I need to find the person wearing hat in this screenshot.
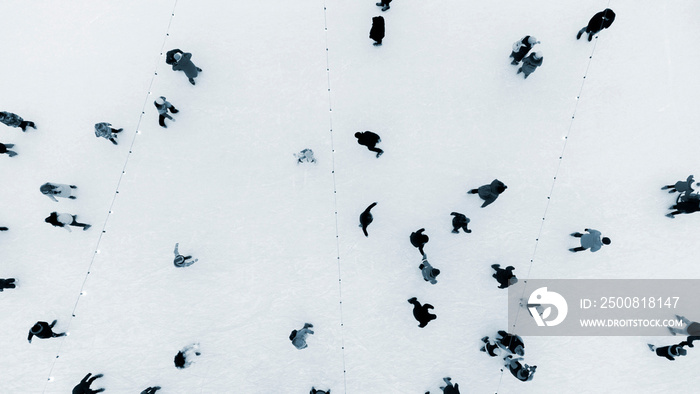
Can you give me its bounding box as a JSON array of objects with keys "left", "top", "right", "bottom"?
[
  {"left": 94, "top": 122, "right": 123, "bottom": 145},
  {"left": 577, "top": 9, "right": 616, "bottom": 42},
  {"left": 0, "top": 111, "right": 36, "bottom": 131},
  {"left": 173, "top": 243, "right": 198, "bottom": 267},
  {"left": 28, "top": 320, "right": 66, "bottom": 343},
  {"left": 40, "top": 182, "right": 77, "bottom": 202},
  {"left": 419, "top": 254, "right": 440, "bottom": 285},
  {"left": 569, "top": 228, "right": 610, "bottom": 252},
  {"left": 45, "top": 212, "right": 91, "bottom": 232},
  {"left": 468, "top": 179, "right": 507, "bottom": 208},
  {"left": 171, "top": 51, "right": 202, "bottom": 85},
  {"left": 517, "top": 52, "right": 543, "bottom": 79},
  {"left": 510, "top": 36, "right": 540, "bottom": 65},
  {"left": 154, "top": 96, "right": 178, "bottom": 128}
]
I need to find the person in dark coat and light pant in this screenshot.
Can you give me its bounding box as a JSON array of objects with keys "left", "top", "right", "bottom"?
[
  {"left": 517, "top": 52, "right": 543, "bottom": 79},
  {"left": 510, "top": 36, "right": 539, "bottom": 65},
  {"left": 172, "top": 52, "right": 202, "bottom": 85},
  {"left": 45, "top": 212, "right": 91, "bottom": 232},
  {"left": 577, "top": 9, "right": 616, "bottom": 41},
  {"left": 370, "top": 16, "right": 385, "bottom": 46}
]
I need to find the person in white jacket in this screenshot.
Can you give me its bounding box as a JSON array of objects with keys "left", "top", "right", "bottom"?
[{"left": 40, "top": 182, "right": 77, "bottom": 202}]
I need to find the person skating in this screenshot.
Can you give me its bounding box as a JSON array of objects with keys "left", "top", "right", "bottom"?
[
  {"left": 510, "top": 36, "right": 540, "bottom": 65},
  {"left": 310, "top": 388, "right": 330, "bottom": 394},
  {"left": 0, "top": 111, "right": 36, "bottom": 131},
  {"left": 439, "top": 377, "right": 460, "bottom": 394},
  {"left": 0, "top": 226, "right": 7, "bottom": 231},
  {"left": 668, "top": 315, "right": 700, "bottom": 337},
  {"left": 40, "top": 182, "right": 77, "bottom": 202},
  {"left": 504, "top": 355, "right": 536, "bottom": 381},
  {"left": 517, "top": 52, "right": 543, "bottom": 79},
  {"left": 667, "top": 192, "right": 700, "bottom": 218},
  {"left": 410, "top": 228, "right": 429, "bottom": 255},
  {"left": 661, "top": 175, "right": 695, "bottom": 194},
  {"left": 72, "top": 373, "right": 104, "bottom": 394},
  {"left": 0, "top": 142, "right": 18, "bottom": 157},
  {"left": 468, "top": 179, "right": 507, "bottom": 208},
  {"left": 174, "top": 343, "right": 201, "bottom": 368},
  {"left": 407, "top": 297, "right": 437, "bottom": 328},
  {"left": 294, "top": 148, "right": 316, "bottom": 164},
  {"left": 679, "top": 336, "right": 700, "bottom": 348},
  {"left": 172, "top": 51, "right": 202, "bottom": 85},
  {"left": 0, "top": 278, "right": 16, "bottom": 291},
  {"left": 577, "top": 9, "right": 616, "bottom": 42},
  {"left": 45, "top": 212, "right": 91, "bottom": 232},
  {"left": 173, "top": 243, "right": 198, "bottom": 267},
  {"left": 290, "top": 323, "right": 314, "bottom": 349},
  {"left": 496, "top": 330, "right": 525, "bottom": 356},
  {"left": 359, "top": 202, "right": 377, "bottom": 237},
  {"left": 140, "top": 387, "right": 161, "bottom": 394},
  {"left": 154, "top": 96, "right": 178, "bottom": 128},
  {"left": 419, "top": 254, "right": 440, "bottom": 284},
  {"left": 491, "top": 264, "right": 517, "bottom": 289},
  {"left": 375, "top": 0, "right": 391, "bottom": 11},
  {"left": 355, "top": 131, "right": 383, "bottom": 157},
  {"left": 450, "top": 212, "right": 471, "bottom": 234},
  {"left": 569, "top": 228, "right": 610, "bottom": 252},
  {"left": 648, "top": 343, "right": 687, "bottom": 361},
  {"left": 28, "top": 320, "right": 66, "bottom": 343},
  {"left": 94, "top": 122, "right": 123, "bottom": 145},
  {"left": 370, "top": 16, "right": 385, "bottom": 46}
]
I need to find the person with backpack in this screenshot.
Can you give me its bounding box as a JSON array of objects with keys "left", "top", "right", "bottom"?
[
  {"left": 504, "top": 355, "right": 536, "bottom": 382},
  {"left": 154, "top": 96, "right": 178, "bottom": 128},
  {"left": 355, "top": 131, "right": 383, "bottom": 157},
  {"left": 44, "top": 212, "right": 91, "bottom": 232},
  {"left": 0, "top": 111, "right": 35, "bottom": 131},
  {"left": 40, "top": 182, "right": 77, "bottom": 202}
]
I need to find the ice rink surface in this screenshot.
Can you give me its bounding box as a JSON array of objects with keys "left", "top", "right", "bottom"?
[{"left": 1, "top": 1, "right": 699, "bottom": 393}]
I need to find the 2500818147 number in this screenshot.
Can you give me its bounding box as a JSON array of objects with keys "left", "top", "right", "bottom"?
[{"left": 599, "top": 297, "right": 679, "bottom": 309}]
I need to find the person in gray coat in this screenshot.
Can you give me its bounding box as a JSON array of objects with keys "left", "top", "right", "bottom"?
[
  {"left": 154, "top": 96, "right": 178, "bottom": 128},
  {"left": 172, "top": 52, "right": 203, "bottom": 85},
  {"left": 173, "top": 243, "right": 198, "bottom": 267},
  {"left": 290, "top": 323, "right": 314, "bottom": 349},
  {"left": 569, "top": 229, "right": 610, "bottom": 252},
  {"left": 40, "top": 183, "right": 77, "bottom": 202},
  {"left": 662, "top": 175, "right": 696, "bottom": 194},
  {"left": 419, "top": 254, "right": 440, "bottom": 284},
  {"left": 0, "top": 111, "right": 36, "bottom": 131},
  {"left": 94, "top": 122, "right": 123, "bottom": 145},
  {"left": 517, "top": 52, "right": 543, "bottom": 79},
  {"left": 0, "top": 142, "right": 18, "bottom": 157},
  {"left": 468, "top": 179, "right": 507, "bottom": 208}
]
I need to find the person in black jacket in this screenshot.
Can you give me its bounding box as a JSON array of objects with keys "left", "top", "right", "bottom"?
[
  {"left": 450, "top": 212, "right": 471, "bottom": 234},
  {"left": 648, "top": 343, "right": 687, "bottom": 361},
  {"left": 667, "top": 192, "right": 700, "bottom": 218},
  {"left": 140, "top": 386, "right": 161, "bottom": 394},
  {"left": 0, "top": 278, "right": 16, "bottom": 291},
  {"left": 0, "top": 142, "right": 18, "bottom": 157},
  {"left": 0, "top": 111, "right": 36, "bottom": 131},
  {"left": 359, "top": 202, "right": 377, "bottom": 237},
  {"left": 370, "top": 16, "right": 385, "bottom": 46},
  {"left": 310, "top": 388, "right": 330, "bottom": 394},
  {"left": 577, "top": 9, "right": 616, "bottom": 41},
  {"left": 28, "top": 320, "right": 66, "bottom": 343},
  {"left": 408, "top": 297, "right": 437, "bottom": 328},
  {"left": 509, "top": 36, "right": 540, "bottom": 65},
  {"left": 410, "top": 228, "right": 429, "bottom": 255},
  {"left": 491, "top": 264, "right": 517, "bottom": 289},
  {"left": 355, "top": 131, "right": 383, "bottom": 157},
  {"left": 72, "top": 373, "right": 104, "bottom": 394}
]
